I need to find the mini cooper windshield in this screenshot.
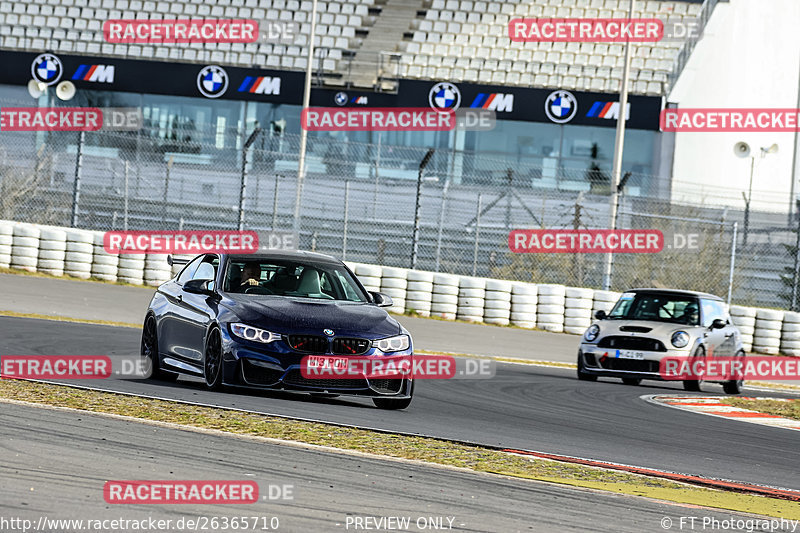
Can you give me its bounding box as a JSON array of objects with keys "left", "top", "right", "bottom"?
[
  {"left": 607, "top": 292, "right": 701, "bottom": 326},
  {"left": 223, "top": 257, "right": 368, "bottom": 302}
]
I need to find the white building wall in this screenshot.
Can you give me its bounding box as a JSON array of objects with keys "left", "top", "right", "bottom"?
[{"left": 668, "top": 0, "right": 800, "bottom": 213}]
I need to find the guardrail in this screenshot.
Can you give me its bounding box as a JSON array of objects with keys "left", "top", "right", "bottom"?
[{"left": 1, "top": 219, "right": 796, "bottom": 357}]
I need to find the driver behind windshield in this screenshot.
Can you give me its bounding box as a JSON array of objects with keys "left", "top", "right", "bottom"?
[{"left": 240, "top": 262, "right": 262, "bottom": 289}]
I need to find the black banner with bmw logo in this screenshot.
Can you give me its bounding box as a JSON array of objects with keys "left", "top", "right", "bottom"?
[
  {"left": 397, "top": 79, "right": 662, "bottom": 131},
  {"left": 0, "top": 50, "right": 304, "bottom": 103}
]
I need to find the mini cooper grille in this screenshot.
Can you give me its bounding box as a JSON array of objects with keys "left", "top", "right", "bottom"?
[
  {"left": 284, "top": 370, "right": 367, "bottom": 389},
  {"left": 332, "top": 338, "right": 371, "bottom": 355},
  {"left": 241, "top": 359, "right": 284, "bottom": 385},
  {"left": 600, "top": 358, "right": 660, "bottom": 373},
  {"left": 597, "top": 336, "right": 667, "bottom": 352},
  {"left": 287, "top": 335, "right": 328, "bottom": 353}
]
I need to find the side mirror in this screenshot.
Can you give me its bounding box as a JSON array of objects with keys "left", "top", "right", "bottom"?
[
  {"left": 594, "top": 310, "right": 607, "bottom": 320},
  {"left": 370, "top": 291, "right": 393, "bottom": 307},
  {"left": 184, "top": 279, "right": 215, "bottom": 296},
  {"left": 710, "top": 318, "right": 726, "bottom": 330}
]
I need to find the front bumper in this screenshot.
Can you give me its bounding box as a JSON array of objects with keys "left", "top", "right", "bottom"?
[
  {"left": 220, "top": 329, "right": 413, "bottom": 398},
  {"left": 578, "top": 343, "right": 692, "bottom": 381}
]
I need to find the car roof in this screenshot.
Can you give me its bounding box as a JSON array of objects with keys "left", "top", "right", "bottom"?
[
  {"left": 625, "top": 288, "right": 724, "bottom": 301},
  {"left": 225, "top": 249, "right": 342, "bottom": 265}
]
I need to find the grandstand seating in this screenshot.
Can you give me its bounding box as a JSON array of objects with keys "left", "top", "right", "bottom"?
[
  {"left": 399, "top": 0, "right": 704, "bottom": 95},
  {"left": 0, "top": 0, "right": 707, "bottom": 95}
]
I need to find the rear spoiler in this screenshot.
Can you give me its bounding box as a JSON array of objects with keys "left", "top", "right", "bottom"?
[{"left": 166, "top": 255, "right": 190, "bottom": 267}]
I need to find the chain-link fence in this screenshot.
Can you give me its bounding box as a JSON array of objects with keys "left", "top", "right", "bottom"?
[{"left": 0, "top": 125, "right": 797, "bottom": 310}]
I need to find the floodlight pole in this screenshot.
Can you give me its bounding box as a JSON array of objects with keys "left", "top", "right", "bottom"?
[
  {"left": 293, "top": 0, "right": 318, "bottom": 236},
  {"left": 602, "top": 0, "right": 634, "bottom": 290}
]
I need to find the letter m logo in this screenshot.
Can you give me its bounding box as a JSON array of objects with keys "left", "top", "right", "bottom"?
[
  {"left": 254, "top": 77, "right": 281, "bottom": 95},
  {"left": 487, "top": 93, "right": 514, "bottom": 112},
  {"left": 89, "top": 65, "right": 115, "bottom": 83}
]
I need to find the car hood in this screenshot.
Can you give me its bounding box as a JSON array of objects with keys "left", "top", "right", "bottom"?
[
  {"left": 595, "top": 319, "right": 703, "bottom": 340},
  {"left": 222, "top": 295, "right": 403, "bottom": 339}
]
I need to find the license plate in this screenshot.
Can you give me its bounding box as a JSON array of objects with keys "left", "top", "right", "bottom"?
[
  {"left": 305, "top": 356, "right": 348, "bottom": 370},
  {"left": 616, "top": 350, "right": 644, "bottom": 360}
]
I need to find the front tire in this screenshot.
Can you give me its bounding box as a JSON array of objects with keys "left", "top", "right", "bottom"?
[
  {"left": 723, "top": 351, "right": 745, "bottom": 395},
  {"left": 203, "top": 327, "right": 224, "bottom": 390},
  {"left": 683, "top": 346, "right": 704, "bottom": 392},
  {"left": 141, "top": 314, "right": 178, "bottom": 382}
]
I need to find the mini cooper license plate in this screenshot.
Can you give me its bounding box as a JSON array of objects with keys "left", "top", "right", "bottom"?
[
  {"left": 616, "top": 350, "right": 645, "bottom": 360},
  {"left": 306, "top": 356, "right": 348, "bottom": 369}
]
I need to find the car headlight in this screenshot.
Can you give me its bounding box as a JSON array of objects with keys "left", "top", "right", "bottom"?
[
  {"left": 584, "top": 324, "right": 600, "bottom": 342},
  {"left": 372, "top": 334, "right": 410, "bottom": 353},
  {"left": 671, "top": 331, "right": 690, "bottom": 348},
  {"left": 230, "top": 323, "right": 280, "bottom": 344}
]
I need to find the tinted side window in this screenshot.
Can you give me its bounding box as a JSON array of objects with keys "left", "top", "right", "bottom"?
[{"left": 177, "top": 256, "right": 203, "bottom": 284}]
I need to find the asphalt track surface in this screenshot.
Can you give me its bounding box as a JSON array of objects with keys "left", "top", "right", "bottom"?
[
  {"left": 2, "top": 313, "right": 800, "bottom": 493},
  {"left": 1, "top": 402, "right": 764, "bottom": 533}
]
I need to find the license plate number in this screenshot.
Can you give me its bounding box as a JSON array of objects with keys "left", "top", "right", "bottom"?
[
  {"left": 616, "top": 350, "right": 644, "bottom": 360},
  {"left": 306, "top": 356, "right": 348, "bottom": 369}
]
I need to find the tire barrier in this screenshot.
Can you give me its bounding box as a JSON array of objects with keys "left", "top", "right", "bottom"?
[
  {"left": 91, "top": 231, "right": 119, "bottom": 282},
  {"left": 36, "top": 226, "right": 67, "bottom": 277},
  {"left": 63, "top": 229, "right": 94, "bottom": 279},
  {"left": 753, "top": 308, "right": 784, "bottom": 355},
  {"left": 354, "top": 263, "right": 382, "bottom": 293},
  {"left": 380, "top": 266, "right": 407, "bottom": 315},
  {"left": 729, "top": 305, "right": 756, "bottom": 353},
  {"left": 780, "top": 311, "right": 800, "bottom": 357},
  {"left": 404, "top": 269, "right": 433, "bottom": 317},
  {"left": 0, "top": 221, "right": 12, "bottom": 268},
  {"left": 483, "top": 279, "right": 512, "bottom": 326},
  {"left": 144, "top": 253, "right": 173, "bottom": 287},
  {"left": 457, "top": 276, "right": 485, "bottom": 322},
  {"left": 592, "top": 290, "right": 620, "bottom": 317},
  {"left": 537, "top": 284, "right": 566, "bottom": 333},
  {"left": 11, "top": 223, "right": 40, "bottom": 273},
  {"left": 431, "top": 273, "right": 459, "bottom": 320},
  {"left": 564, "top": 287, "right": 594, "bottom": 335},
  {"left": 510, "top": 282, "right": 537, "bottom": 329},
  {"left": 117, "top": 253, "right": 146, "bottom": 285}
]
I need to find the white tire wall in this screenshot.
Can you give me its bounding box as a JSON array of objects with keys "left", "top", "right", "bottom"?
[
  {"left": 11, "top": 224, "right": 40, "bottom": 272},
  {"left": 64, "top": 229, "right": 94, "bottom": 279},
  {"left": 510, "top": 282, "right": 537, "bottom": 328},
  {"left": 355, "top": 264, "right": 382, "bottom": 293},
  {"left": 144, "top": 253, "right": 172, "bottom": 287},
  {"left": 457, "top": 276, "right": 485, "bottom": 322},
  {"left": 0, "top": 222, "right": 13, "bottom": 268},
  {"left": 90, "top": 231, "right": 118, "bottom": 281},
  {"left": 36, "top": 226, "right": 67, "bottom": 275},
  {"left": 117, "top": 253, "right": 145, "bottom": 284},
  {"left": 430, "top": 273, "right": 458, "bottom": 320},
  {"left": 752, "top": 308, "right": 784, "bottom": 354},
  {"left": 483, "top": 279, "right": 511, "bottom": 326},
  {"left": 380, "top": 266, "right": 407, "bottom": 314},
  {"left": 536, "top": 284, "right": 565, "bottom": 332},
  {"left": 780, "top": 311, "right": 800, "bottom": 356},
  {"left": 563, "top": 287, "right": 594, "bottom": 334},
  {"left": 403, "top": 269, "right": 434, "bottom": 316}
]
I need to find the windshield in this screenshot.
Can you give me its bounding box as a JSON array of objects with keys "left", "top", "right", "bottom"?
[
  {"left": 223, "top": 258, "right": 368, "bottom": 302},
  {"left": 607, "top": 293, "right": 700, "bottom": 326}
]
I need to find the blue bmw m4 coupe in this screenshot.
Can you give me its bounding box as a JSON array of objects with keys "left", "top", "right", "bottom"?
[{"left": 141, "top": 250, "right": 414, "bottom": 409}]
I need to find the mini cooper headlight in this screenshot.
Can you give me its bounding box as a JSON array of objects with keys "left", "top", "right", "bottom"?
[
  {"left": 230, "top": 323, "right": 280, "bottom": 344},
  {"left": 372, "top": 334, "right": 410, "bottom": 353},
  {"left": 584, "top": 324, "right": 600, "bottom": 342},
  {"left": 671, "top": 331, "right": 690, "bottom": 348}
]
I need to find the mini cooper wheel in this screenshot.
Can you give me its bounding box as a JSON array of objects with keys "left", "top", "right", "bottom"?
[
  {"left": 203, "top": 327, "right": 224, "bottom": 390},
  {"left": 722, "top": 351, "right": 745, "bottom": 395},
  {"left": 683, "top": 346, "right": 705, "bottom": 392},
  {"left": 141, "top": 314, "right": 178, "bottom": 382}
]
